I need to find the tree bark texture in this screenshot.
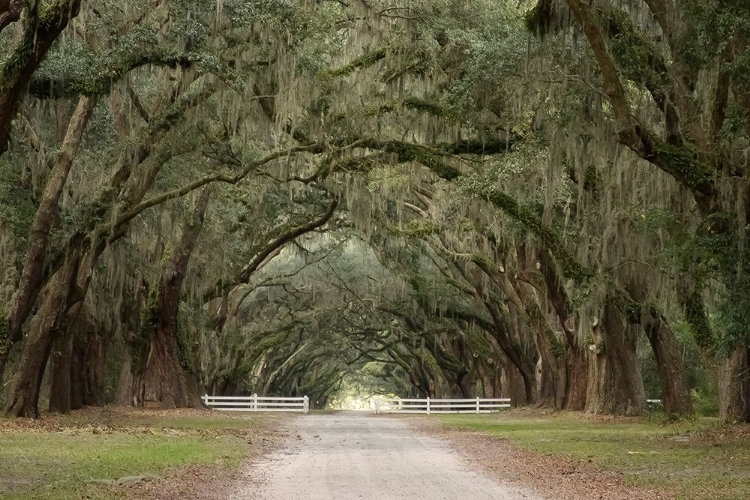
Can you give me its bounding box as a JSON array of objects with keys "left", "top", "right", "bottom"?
[
  {"left": 585, "top": 297, "right": 646, "bottom": 416},
  {"left": 718, "top": 344, "right": 750, "bottom": 423},
  {"left": 132, "top": 189, "right": 211, "bottom": 408},
  {"left": 0, "top": 96, "right": 95, "bottom": 378},
  {"left": 49, "top": 306, "right": 107, "bottom": 413},
  {"left": 5, "top": 250, "right": 80, "bottom": 418},
  {"left": 643, "top": 309, "right": 695, "bottom": 417}
]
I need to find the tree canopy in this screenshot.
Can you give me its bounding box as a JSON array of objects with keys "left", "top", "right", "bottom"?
[{"left": 0, "top": 0, "right": 748, "bottom": 422}]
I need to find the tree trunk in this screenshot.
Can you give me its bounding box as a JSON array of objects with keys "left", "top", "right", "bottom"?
[
  {"left": 564, "top": 343, "right": 588, "bottom": 411},
  {"left": 72, "top": 314, "right": 107, "bottom": 408},
  {"left": 505, "top": 363, "right": 527, "bottom": 406},
  {"left": 0, "top": 96, "right": 95, "bottom": 376},
  {"left": 115, "top": 334, "right": 136, "bottom": 406},
  {"left": 484, "top": 299, "right": 537, "bottom": 404},
  {"left": 536, "top": 249, "right": 587, "bottom": 410},
  {"left": 537, "top": 343, "right": 566, "bottom": 408},
  {"left": 5, "top": 250, "right": 80, "bottom": 418},
  {"left": 718, "top": 344, "right": 750, "bottom": 423},
  {"left": 585, "top": 296, "right": 646, "bottom": 416},
  {"left": 133, "top": 325, "right": 196, "bottom": 407},
  {"left": 47, "top": 304, "right": 102, "bottom": 413},
  {"left": 132, "top": 189, "right": 211, "bottom": 408},
  {"left": 643, "top": 309, "right": 694, "bottom": 417},
  {"left": 47, "top": 329, "right": 74, "bottom": 413}
]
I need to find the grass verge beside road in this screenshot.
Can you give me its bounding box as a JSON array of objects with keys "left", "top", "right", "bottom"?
[
  {"left": 436, "top": 411, "right": 749, "bottom": 500},
  {"left": 0, "top": 407, "right": 277, "bottom": 500}
]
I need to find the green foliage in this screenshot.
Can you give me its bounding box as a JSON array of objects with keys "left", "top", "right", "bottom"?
[
  {"left": 692, "top": 386, "right": 720, "bottom": 417},
  {"left": 426, "top": 0, "right": 528, "bottom": 120},
  {"left": 607, "top": 7, "right": 669, "bottom": 92},
  {"left": 683, "top": 291, "right": 716, "bottom": 353},
  {"left": 0, "top": 311, "right": 9, "bottom": 358},
  {"left": 629, "top": 205, "right": 680, "bottom": 234},
  {"left": 682, "top": 0, "right": 750, "bottom": 74},
  {"left": 546, "top": 329, "right": 565, "bottom": 357},
  {"left": 641, "top": 129, "right": 716, "bottom": 194},
  {"left": 402, "top": 97, "right": 447, "bottom": 117},
  {"left": 524, "top": 0, "right": 568, "bottom": 39},
  {"left": 715, "top": 273, "right": 750, "bottom": 354},
  {"left": 0, "top": 160, "right": 37, "bottom": 241},
  {"left": 582, "top": 164, "right": 599, "bottom": 195}
]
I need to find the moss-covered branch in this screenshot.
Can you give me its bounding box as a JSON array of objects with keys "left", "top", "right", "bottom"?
[
  {"left": 28, "top": 50, "right": 208, "bottom": 99},
  {"left": 324, "top": 47, "right": 387, "bottom": 77},
  {"left": 682, "top": 290, "right": 716, "bottom": 355},
  {"left": 349, "top": 137, "right": 593, "bottom": 284},
  {"left": 203, "top": 200, "right": 338, "bottom": 301},
  {"left": 0, "top": 0, "right": 82, "bottom": 154},
  {"left": 562, "top": 0, "right": 717, "bottom": 202}
]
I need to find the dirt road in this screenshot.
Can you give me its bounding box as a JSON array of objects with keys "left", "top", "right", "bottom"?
[{"left": 232, "top": 412, "right": 542, "bottom": 499}]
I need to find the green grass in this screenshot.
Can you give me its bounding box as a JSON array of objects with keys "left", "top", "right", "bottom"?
[
  {"left": 0, "top": 410, "right": 273, "bottom": 499},
  {"left": 436, "top": 412, "right": 750, "bottom": 500}
]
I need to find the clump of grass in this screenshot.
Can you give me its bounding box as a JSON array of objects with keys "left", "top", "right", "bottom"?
[
  {"left": 436, "top": 412, "right": 749, "bottom": 500},
  {"left": 0, "top": 409, "right": 272, "bottom": 499}
]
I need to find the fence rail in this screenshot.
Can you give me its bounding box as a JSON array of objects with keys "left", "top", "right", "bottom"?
[
  {"left": 202, "top": 394, "right": 309, "bottom": 413},
  {"left": 374, "top": 397, "right": 511, "bottom": 415}
]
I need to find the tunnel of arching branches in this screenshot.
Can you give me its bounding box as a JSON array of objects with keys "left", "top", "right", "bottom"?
[{"left": 0, "top": 0, "right": 749, "bottom": 421}]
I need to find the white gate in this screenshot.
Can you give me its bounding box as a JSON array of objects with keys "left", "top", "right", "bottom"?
[
  {"left": 374, "top": 397, "right": 510, "bottom": 414},
  {"left": 202, "top": 394, "right": 309, "bottom": 413}
]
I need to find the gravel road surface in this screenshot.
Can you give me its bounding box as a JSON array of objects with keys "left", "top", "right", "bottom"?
[{"left": 233, "top": 412, "right": 541, "bottom": 499}]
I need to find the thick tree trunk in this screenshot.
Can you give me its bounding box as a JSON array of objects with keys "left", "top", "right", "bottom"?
[
  {"left": 48, "top": 301, "right": 107, "bottom": 413},
  {"left": 132, "top": 189, "right": 210, "bottom": 408},
  {"left": 0, "top": 97, "right": 95, "bottom": 376},
  {"left": 536, "top": 249, "right": 587, "bottom": 410},
  {"left": 48, "top": 329, "right": 74, "bottom": 413},
  {"left": 505, "top": 364, "right": 527, "bottom": 406},
  {"left": 455, "top": 370, "right": 472, "bottom": 398},
  {"left": 515, "top": 280, "right": 566, "bottom": 408},
  {"left": 5, "top": 251, "right": 80, "bottom": 418},
  {"left": 72, "top": 315, "right": 107, "bottom": 408},
  {"left": 643, "top": 310, "right": 694, "bottom": 417},
  {"left": 133, "top": 325, "right": 196, "bottom": 407},
  {"left": 115, "top": 334, "right": 136, "bottom": 406},
  {"left": 718, "top": 344, "right": 750, "bottom": 423},
  {"left": 624, "top": 277, "right": 693, "bottom": 417},
  {"left": 564, "top": 344, "right": 588, "bottom": 411},
  {"left": 585, "top": 297, "right": 646, "bottom": 416},
  {"left": 482, "top": 298, "right": 537, "bottom": 404},
  {"left": 537, "top": 343, "right": 566, "bottom": 408}
]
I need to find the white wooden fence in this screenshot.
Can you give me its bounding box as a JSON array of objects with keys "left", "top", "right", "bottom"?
[
  {"left": 374, "top": 397, "right": 511, "bottom": 415},
  {"left": 202, "top": 394, "right": 309, "bottom": 413}
]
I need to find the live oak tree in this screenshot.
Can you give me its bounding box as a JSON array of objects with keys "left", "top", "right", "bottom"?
[{"left": 0, "top": 0, "right": 747, "bottom": 422}]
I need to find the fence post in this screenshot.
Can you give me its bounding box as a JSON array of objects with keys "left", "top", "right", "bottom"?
[
  {"left": 252, "top": 393, "right": 257, "bottom": 411},
  {"left": 426, "top": 397, "right": 431, "bottom": 415},
  {"left": 476, "top": 397, "right": 480, "bottom": 414},
  {"left": 303, "top": 395, "right": 309, "bottom": 414},
  {"left": 203, "top": 394, "right": 208, "bottom": 406},
  {"left": 374, "top": 399, "right": 380, "bottom": 415}
]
